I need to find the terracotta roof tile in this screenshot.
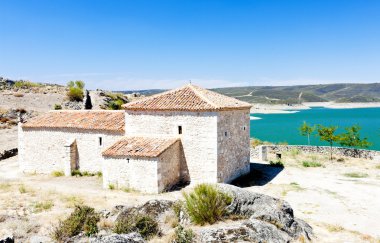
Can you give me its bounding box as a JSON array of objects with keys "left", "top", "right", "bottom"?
[
  {"left": 102, "top": 136, "right": 179, "bottom": 158},
  {"left": 122, "top": 84, "right": 252, "bottom": 112},
  {"left": 22, "top": 110, "right": 125, "bottom": 132}
]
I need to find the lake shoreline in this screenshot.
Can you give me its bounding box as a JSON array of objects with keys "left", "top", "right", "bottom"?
[{"left": 251, "top": 102, "right": 380, "bottom": 114}]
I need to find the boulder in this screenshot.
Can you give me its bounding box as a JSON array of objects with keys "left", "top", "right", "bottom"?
[
  {"left": 217, "top": 184, "right": 313, "bottom": 241},
  {"left": 115, "top": 200, "right": 174, "bottom": 222}
]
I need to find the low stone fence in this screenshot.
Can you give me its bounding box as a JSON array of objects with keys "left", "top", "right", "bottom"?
[
  {"left": 0, "top": 148, "right": 18, "bottom": 160},
  {"left": 251, "top": 145, "right": 380, "bottom": 161}
]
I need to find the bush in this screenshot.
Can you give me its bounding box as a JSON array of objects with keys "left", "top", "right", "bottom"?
[
  {"left": 269, "top": 160, "right": 284, "bottom": 167},
  {"left": 14, "top": 81, "right": 41, "bottom": 89},
  {"left": 67, "top": 87, "right": 84, "bottom": 102},
  {"left": 182, "top": 183, "right": 232, "bottom": 225},
  {"left": 302, "top": 161, "right": 322, "bottom": 167},
  {"left": 51, "top": 205, "right": 100, "bottom": 241},
  {"left": 108, "top": 184, "right": 115, "bottom": 190},
  {"left": 173, "top": 225, "right": 195, "bottom": 243},
  {"left": 52, "top": 171, "right": 64, "bottom": 177},
  {"left": 113, "top": 214, "right": 159, "bottom": 239},
  {"left": 19, "top": 184, "right": 27, "bottom": 193},
  {"left": 54, "top": 104, "right": 62, "bottom": 110}
]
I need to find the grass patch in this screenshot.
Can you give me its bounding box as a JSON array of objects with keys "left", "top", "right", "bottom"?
[
  {"left": 61, "top": 195, "right": 85, "bottom": 208},
  {"left": 282, "top": 182, "right": 305, "bottom": 197},
  {"left": 51, "top": 205, "right": 100, "bottom": 241},
  {"left": 108, "top": 184, "right": 115, "bottom": 190},
  {"left": 121, "top": 187, "right": 137, "bottom": 193},
  {"left": 173, "top": 225, "right": 195, "bottom": 243},
  {"left": 113, "top": 214, "right": 159, "bottom": 240},
  {"left": 269, "top": 160, "right": 284, "bottom": 167},
  {"left": 52, "top": 170, "right": 64, "bottom": 177},
  {"left": 183, "top": 183, "right": 232, "bottom": 225},
  {"left": 33, "top": 200, "right": 54, "bottom": 213},
  {"left": 0, "top": 183, "right": 11, "bottom": 191},
  {"left": 71, "top": 170, "right": 99, "bottom": 177},
  {"left": 302, "top": 161, "right": 322, "bottom": 167},
  {"left": 14, "top": 81, "right": 41, "bottom": 88},
  {"left": 19, "top": 184, "right": 27, "bottom": 193},
  {"left": 326, "top": 224, "right": 345, "bottom": 232},
  {"left": 343, "top": 172, "right": 369, "bottom": 178},
  {"left": 376, "top": 164, "right": 380, "bottom": 169}
]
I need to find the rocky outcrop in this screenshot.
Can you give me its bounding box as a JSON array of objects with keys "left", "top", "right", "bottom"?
[
  {"left": 199, "top": 184, "right": 313, "bottom": 242},
  {"left": 115, "top": 200, "right": 174, "bottom": 222},
  {"left": 89, "top": 233, "right": 145, "bottom": 243}
]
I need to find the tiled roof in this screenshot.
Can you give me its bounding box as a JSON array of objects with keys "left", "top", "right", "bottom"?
[
  {"left": 122, "top": 84, "right": 252, "bottom": 112},
  {"left": 22, "top": 111, "right": 125, "bottom": 132},
  {"left": 102, "top": 136, "right": 179, "bottom": 158}
]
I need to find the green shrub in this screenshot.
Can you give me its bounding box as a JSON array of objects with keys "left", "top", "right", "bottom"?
[
  {"left": 108, "top": 99, "right": 124, "bottom": 110},
  {"left": 269, "top": 160, "right": 284, "bottom": 167},
  {"left": 53, "top": 104, "right": 62, "bottom": 110},
  {"left": 96, "top": 171, "right": 103, "bottom": 177},
  {"left": 71, "top": 170, "right": 82, "bottom": 177},
  {"left": 67, "top": 87, "right": 84, "bottom": 102},
  {"left": 52, "top": 171, "right": 64, "bottom": 177},
  {"left": 14, "top": 81, "right": 41, "bottom": 88},
  {"left": 302, "top": 161, "right": 322, "bottom": 167},
  {"left": 182, "top": 183, "right": 232, "bottom": 225},
  {"left": 173, "top": 225, "right": 195, "bottom": 243},
  {"left": 51, "top": 205, "right": 99, "bottom": 241},
  {"left": 108, "top": 184, "right": 115, "bottom": 190},
  {"left": 113, "top": 214, "right": 159, "bottom": 239}
]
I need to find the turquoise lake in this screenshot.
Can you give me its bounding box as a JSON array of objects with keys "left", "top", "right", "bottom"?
[{"left": 250, "top": 107, "right": 380, "bottom": 151}]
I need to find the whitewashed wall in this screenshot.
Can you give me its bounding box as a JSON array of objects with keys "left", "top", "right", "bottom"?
[
  {"left": 217, "top": 109, "right": 251, "bottom": 182},
  {"left": 19, "top": 127, "right": 123, "bottom": 174},
  {"left": 125, "top": 111, "right": 218, "bottom": 184},
  {"left": 103, "top": 157, "right": 159, "bottom": 193}
]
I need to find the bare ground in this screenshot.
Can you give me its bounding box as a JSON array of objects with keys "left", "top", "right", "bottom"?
[{"left": 1, "top": 151, "right": 379, "bottom": 242}]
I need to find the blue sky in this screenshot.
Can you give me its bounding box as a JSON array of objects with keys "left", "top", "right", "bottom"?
[{"left": 1, "top": 0, "right": 380, "bottom": 90}]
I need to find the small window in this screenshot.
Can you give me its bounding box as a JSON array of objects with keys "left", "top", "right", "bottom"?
[
  {"left": 127, "top": 158, "right": 130, "bottom": 163},
  {"left": 243, "top": 126, "right": 246, "bottom": 131},
  {"left": 99, "top": 137, "right": 103, "bottom": 147},
  {"left": 178, "top": 126, "right": 182, "bottom": 135},
  {"left": 225, "top": 131, "right": 228, "bottom": 137}
]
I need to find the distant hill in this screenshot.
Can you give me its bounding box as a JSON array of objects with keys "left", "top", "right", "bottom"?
[{"left": 123, "top": 83, "right": 380, "bottom": 104}]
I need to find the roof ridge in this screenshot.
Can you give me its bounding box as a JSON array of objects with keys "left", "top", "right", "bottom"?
[{"left": 187, "top": 84, "right": 218, "bottom": 108}]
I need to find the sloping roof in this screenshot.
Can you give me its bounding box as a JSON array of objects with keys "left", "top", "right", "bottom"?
[
  {"left": 102, "top": 136, "right": 179, "bottom": 158},
  {"left": 122, "top": 84, "right": 252, "bottom": 112},
  {"left": 22, "top": 110, "right": 125, "bottom": 132}
]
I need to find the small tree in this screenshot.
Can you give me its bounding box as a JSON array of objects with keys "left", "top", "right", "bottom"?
[
  {"left": 299, "top": 121, "right": 315, "bottom": 145},
  {"left": 339, "top": 125, "right": 372, "bottom": 149},
  {"left": 316, "top": 125, "right": 340, "bottom": 160},
  {"left": 67, "top": 80, "right": 85, "bottom": 102}
]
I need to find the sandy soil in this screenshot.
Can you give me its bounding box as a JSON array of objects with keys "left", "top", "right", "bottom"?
[{"left": 1, "top": 152, "right": 379, "bottom": 242}]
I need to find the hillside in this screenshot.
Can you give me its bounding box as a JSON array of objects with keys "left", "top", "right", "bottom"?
[{"left": 123, "top": 83, "right": 380, "bottom": 104}]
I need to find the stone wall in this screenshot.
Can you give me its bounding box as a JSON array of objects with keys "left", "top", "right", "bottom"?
[
  {"left": 250, "top": 145, "right": 380, "bottom": 160},
  {"left": 102, "top": 157, "right": 159, "bottom": 193},
  {"left": 19, "top": 127, "right": 123, "bottom": 174},
  {"left": 125, "top": 110, "right": 218, "bottom": 184},
  {"left": 157, "top": 140, "right": 182, "bottom": 191},
  {"left": 217, "top": 109, "right": 251, "bottom": 182}
]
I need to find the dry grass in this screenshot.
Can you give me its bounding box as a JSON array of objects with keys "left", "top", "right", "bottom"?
[
  {"left": 32, "top": 200, "right": 54, "bottom": 213},
  {"left": 343, "top": 172, "right": 369, "bottom": 178},
  {"left": 52, "top": 171, "right": 64, "bottom": 177},
  {"left": 0, "top": 182, "right": 12, "bottom": 191},
  {"left": 60, "top": 195, "right": 85, "bottom": 208}
]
